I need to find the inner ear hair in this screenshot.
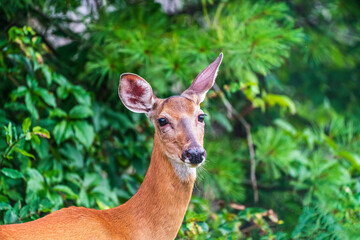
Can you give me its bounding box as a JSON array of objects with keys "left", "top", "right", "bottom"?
[{"left": 119, "top": 73, "right": 156, "bottom": 114}]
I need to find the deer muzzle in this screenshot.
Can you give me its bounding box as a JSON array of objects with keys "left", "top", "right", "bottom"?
[{"left": 182, "top": 147, "right": 206, "bottom": 165}]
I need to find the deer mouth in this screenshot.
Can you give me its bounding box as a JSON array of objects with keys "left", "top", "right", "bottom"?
[{"left": 187, "top": 162, "right": 204, "bottom": 168}]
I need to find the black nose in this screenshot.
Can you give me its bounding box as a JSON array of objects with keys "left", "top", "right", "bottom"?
[{"left": 182, "top": 148, "right": 206, "bottom": 164}]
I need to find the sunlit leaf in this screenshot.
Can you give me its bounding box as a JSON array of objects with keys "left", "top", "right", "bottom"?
[
  {"left": 49, "top": 108, "right": 67, "bottom": 118},
  {"left": 22, "top": 117, "right": 31, "bottom": 134},
  {"left": 14, "top": 148, "right": 35, "bottom": 160},
  {"left": 5, "top": 122, "right": 12, "bottom": 144},
  {"left": 338, "top": 151, "right": 360, "bottom": 172},
  {"left": 1, "top": 168, "right": 24, "bottom": 179},
  {"left": 264, "top": 93, "right": 296, "bottom": 114},
  {"left": 32, "top": 126, "right": 50, "bottom": 139}
]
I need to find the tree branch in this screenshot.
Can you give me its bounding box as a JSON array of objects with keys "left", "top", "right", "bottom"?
[
  {"left": 213, "top": 83, "right": 259, "bottom": 203},
  {"left": 29, "top": 6, "right": 82, "bottom": 42},
  {"left": 7, "top": 74, "right": 20, "bottom": 87}
]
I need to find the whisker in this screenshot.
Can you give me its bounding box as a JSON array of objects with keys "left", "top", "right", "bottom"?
[{"left": 194, "top": 160, "right": 211, "bottom": 192}]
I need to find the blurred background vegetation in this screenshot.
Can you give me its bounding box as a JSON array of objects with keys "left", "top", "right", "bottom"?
[{"left": 0, "top": 0, "right": 359, "bottom": 239}]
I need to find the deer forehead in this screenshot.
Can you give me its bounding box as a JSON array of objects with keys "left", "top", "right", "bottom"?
[{"left": 156, "top": 96, "right": 199, "bottom": 119}]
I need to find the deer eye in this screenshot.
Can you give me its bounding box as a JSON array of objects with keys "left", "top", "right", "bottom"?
[
  {"left": 198, "top": 114, "right": 206, "bottom": 123},
  {"left": 158, "top": 118, "right": 168, "bottom": 127}
]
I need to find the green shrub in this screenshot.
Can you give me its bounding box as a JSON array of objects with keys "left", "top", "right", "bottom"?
[{"left": 1, "top": 0, "right": 359, "bottom": 239}]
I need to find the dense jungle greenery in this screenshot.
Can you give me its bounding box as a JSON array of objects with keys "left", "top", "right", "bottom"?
[{"left": 0, "top": 0, "right": 359, "bottom": 239}]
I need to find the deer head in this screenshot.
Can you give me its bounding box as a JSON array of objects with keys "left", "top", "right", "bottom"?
[{"left": 119, "top": 53, "right": 223, "bottom": 180}]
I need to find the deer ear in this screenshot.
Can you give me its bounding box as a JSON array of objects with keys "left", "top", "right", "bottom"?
[
  {"left": 119, "top": 73, "right": 156, "bottom": 114},
  {"left": 181, "top": 53, "right": 223, "bottom": 104}
]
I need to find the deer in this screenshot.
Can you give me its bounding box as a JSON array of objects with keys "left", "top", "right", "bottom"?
[{"left": 0, "top": 53, "right": 223, "bottom": 240}]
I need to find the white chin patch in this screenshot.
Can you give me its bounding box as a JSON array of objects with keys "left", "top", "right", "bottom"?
[
  {"left": 168, "top": 157, "right": 197, "bottom": 182},
  {"left": 168, "top": 156, "right": 207, "bottom": 181}
]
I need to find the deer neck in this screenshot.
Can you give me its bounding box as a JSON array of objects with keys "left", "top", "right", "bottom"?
[{"left": 112, "top": 135, "right": 196, "bottom": 239}]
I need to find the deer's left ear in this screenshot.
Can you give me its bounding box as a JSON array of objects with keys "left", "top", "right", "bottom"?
[{"left": 181, "top": 53, "right": 223, "bottom": 105}]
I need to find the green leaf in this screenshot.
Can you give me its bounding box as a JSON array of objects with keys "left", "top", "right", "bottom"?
[
  {"left": 48, "top": 193, "right": 63, "bottom": 209},
  {"left": 31, "top": 134, "right": 41, "bottom": 144},
  {"left": 83, "top": 173, "right": 101, "bottom": 189},
  {"left": 49, "top": 108, "right": 67, "bottom": 118},
  {"left": 22, "top": 117, "right": 31, "bottom": 134},
  {"left": 32, "top": 126, "right": 50, "bottom": 139},
  {"left": 53, "top": 120, "right": 67, "bottom": 145},
  {"left": 52, "top": 73, "right": 68, "bottom": 86},
  {"left": 252, "top": 98, "right": 266, "bottom": 112},
  {"left": 71, "top": 86, "right": 91, "bottom": 106},
  {"left": 26, "top": 168, "right": 45, "bottom": 196},
  {"left": 73, "top": 121, "right": 95, "bottom": 148},
  {"left": 78, "top": 187, "right": 90, "bottom": 208},
  {"left": 59, "top": 144, "right": 84, "bottom": 168},
  {"left": 338, "top": 151, "right": 360, "bottom": 172},
  {"left": 116, "top": 189, "right": 131, "bottom": 199},
  {"left": 64, "top": 122, "right": 75, "bottom": 139},
  {"left": 26, "top": 168, "right": 44, "bottom": 182},
  {"left": 197, "top": 222, "right": 209, "bottom": 232},
  {"left": 52, "top": 121, "right": 74, "bottom": 145},
  {"left": 264, "top": 94, "right": 296, "bottom": 115},
  {"left": 96, "top": 199, "right": 111, "bottom": 210},
  {"left": 69, "top": 105, "right": 93, "bottom": 119},
  {"left": 34, "top": 88, "right": 56, "bottom": 107},
  {"left": 0, "top": 202, "right": 11, "bottom": 210},
  {"left": 25, "top": 92, "right": 39, "bottom": 119},
  {"left": 5, "top": 122, "right": 13, "bottom": 144},
  {"left": 185, "top": 212, "right": 208, "bottom": 222},
  {"left": 10, "top": 86, "right": 28, "bottom": 100},
  {"left": 4, "top": 209, "right": 18, "bottom": 224},
  {"left": 1, "top": 168, "right": 24, "bottom": 179},
  {"left": 14, "top": 148, "right": 35, "bottom": 160},
  {"left": 26, "top": 74, "right": 36, "bottom": 89},
  {"left": 56, "top": 86, "right": 69, "bottom": 99},
  {"left": 273, "top": 119, "right": 296, "bottom": 136},
  {"left": 211, "top": 112, "right": 233, "bottom": 132},
  {"left": 42, "top": 65, "right": 52, "bottom": 86},
  {"left": 19, "top": 205, "right": 30, "bottom": 218},
  {"left": 39, "top": 198, "right": 54, "bottom": 212},
  {"left": 53, "top": 185, "right": 78, "bottom": 200}
]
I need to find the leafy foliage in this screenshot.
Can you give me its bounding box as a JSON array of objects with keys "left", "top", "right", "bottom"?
[
  {"left": 0, "top": 25, "right": 145, "bottom": 224},
  {"left": 179, "top": 197, "right": 286, "bottom": 239},
  {"left": 0, "top": 0, "right": 359, "bottom": 239}
]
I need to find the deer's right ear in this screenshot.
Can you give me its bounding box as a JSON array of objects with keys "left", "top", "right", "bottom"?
[{"left": 119, "top": 73, "right": 156, "bottom": 114}]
